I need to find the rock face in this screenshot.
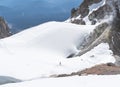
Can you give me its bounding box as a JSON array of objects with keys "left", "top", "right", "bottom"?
[
  {"left": 71, "top": 0, "right": 102, "bottom": 17},
  {"left": 109, "top": 3, "right": 120, "bottom": 66},
  {"left": 69, "top": 0, "right": 120, "bottom": 66},
  {"left": 70, "top": 0, "right": 118, "bottom": 25},
  {"left": 0, "top": 17, "right": 11, "bottom": 38}
]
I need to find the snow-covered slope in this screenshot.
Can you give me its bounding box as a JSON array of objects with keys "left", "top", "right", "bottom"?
[
  {"left": 0, "top": 0, "right": 120, "bottom": 86},
  {"left": 0, "top": 21, "right": 95, "bottom": 57},
  {"left": 1, "top": 75, "right": 120, "bottom": 87},
  {"left": 0, "top": 21, "right": 114, "bottom": 82}
]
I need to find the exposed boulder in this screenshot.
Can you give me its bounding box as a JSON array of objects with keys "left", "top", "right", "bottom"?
[{"left": 0, "top": 17, "right": 11, "bottom": 39}]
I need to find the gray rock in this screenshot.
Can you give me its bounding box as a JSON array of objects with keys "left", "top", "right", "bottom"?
[
  {"left": 69, "top": 0, "right": 120, "bottom": 66},
  {"left": 70, "top": 0, "right": 118, "bottom": 25},
  {"left": 71, "top": 19, "right": 86, "bottom": 25},
  {"left": 0, "top": 17, "right": 11, "bottom": 39},
  {"left": 114, "top": 55, "right": 120, "bottom": 66}
]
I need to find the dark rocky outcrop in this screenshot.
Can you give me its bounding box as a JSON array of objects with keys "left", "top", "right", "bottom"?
[
  {"left": 69, "top": 0, "right": 120, "bottom": 66},
  {"left": 71, "top": 0, "right": 102, "bottom": 18},
  {"left": 74, "top": 23, "right": 111, "bottom": 57},
  {"left": 88, "top": 4, "right": 112, "bottom": 22},
  {"left": 109, "top": 3, "right": 120, "bottom": 66},
  {"left": 71, "top": 19, "right": 86, "bottom": 25},
  {"left": 70, "top": 0, "right": 114, "bottom": 25},
  {"left": 0, "top": 17, "right": 11, "bottom": 39}
]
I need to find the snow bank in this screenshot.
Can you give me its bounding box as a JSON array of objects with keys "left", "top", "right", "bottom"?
[{"left": 1, "top": 75, "right": 120, "bottom": 87}]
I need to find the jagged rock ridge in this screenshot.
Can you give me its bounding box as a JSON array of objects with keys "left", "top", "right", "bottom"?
[
  {"left": 70, "top": 0, "right": 118, "bottom": 25},
  {"left": 0, "top": 17, "right": 11, "bottom": 38},
  {"left": 69, "top": 0, "right": 120, "bottom": 66}
]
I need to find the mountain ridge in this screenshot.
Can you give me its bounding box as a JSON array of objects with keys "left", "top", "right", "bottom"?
[{"left": 69, "top": 0, "right": 120, "bottom": 66}]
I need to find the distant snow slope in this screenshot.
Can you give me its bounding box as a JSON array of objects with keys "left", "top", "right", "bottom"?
[{"left": 0, "top": 22, "right": 115, "bottom": 84}]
